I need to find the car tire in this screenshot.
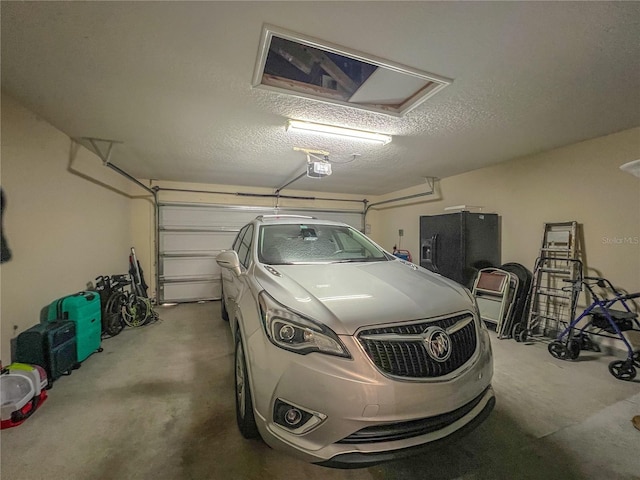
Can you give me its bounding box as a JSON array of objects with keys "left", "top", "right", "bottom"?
[
  {"left": 221, "top": 288, "right": 229, "bottom": 322},
  {"left": 235, "top": 331, "right": 259, "bottom": 439}
]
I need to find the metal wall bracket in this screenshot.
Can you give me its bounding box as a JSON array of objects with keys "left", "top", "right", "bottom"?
[{"left": 81, "top": 137, "right": 123, "bottom": 166}]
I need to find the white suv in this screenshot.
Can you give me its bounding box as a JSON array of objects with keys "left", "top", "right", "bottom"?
[{"left": 217, "top": 215, "right": 494, "bottom": 467}]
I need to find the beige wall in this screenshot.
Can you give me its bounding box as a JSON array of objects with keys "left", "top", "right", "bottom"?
[
  {"left": 0, "top": 92, "right": 136, "bottom": 365},
  {"left": 372, "top": 127, "right": 640, "bottom": 295}
]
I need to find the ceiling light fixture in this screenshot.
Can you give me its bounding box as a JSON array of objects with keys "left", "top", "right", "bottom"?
[{"left": 287, "top": 120, "right": 392, "bottom": 145}]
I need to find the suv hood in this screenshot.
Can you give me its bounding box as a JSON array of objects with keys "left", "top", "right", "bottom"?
[{"left": 254, "top": 260, "right": 473, "bottom": 335}]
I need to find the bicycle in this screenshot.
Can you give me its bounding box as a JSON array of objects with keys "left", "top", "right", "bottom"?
[
  {"left": 95, "top": 275, "right": 125, "bottom": 337},
  {"left": 104, "top": 273, "right": 156, "bottom": 328}
]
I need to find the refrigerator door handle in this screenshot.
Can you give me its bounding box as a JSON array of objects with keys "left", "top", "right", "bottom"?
[{"left": 422, "top": 234, "right": 439, "bottom": 272}]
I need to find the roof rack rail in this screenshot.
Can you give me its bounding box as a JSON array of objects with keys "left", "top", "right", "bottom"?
[{"left": 256, "top": 214, "right": 316, "bottom": 220}]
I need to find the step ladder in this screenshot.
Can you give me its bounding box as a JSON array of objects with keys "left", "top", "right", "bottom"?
[{"left": 515, "top": 222, "right": 583, "bottom": 342}]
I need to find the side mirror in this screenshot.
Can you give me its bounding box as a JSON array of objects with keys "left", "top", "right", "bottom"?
[{"left": 217, "top": 250, "right": 242, "bottom": 276}]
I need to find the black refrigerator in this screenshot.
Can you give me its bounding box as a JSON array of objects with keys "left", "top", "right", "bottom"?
[{"left": 419, "top": 212, "right": 500, "bottom": 288}]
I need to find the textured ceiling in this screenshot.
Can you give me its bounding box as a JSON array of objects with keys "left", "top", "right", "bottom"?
[{"left": 2, "top": 2, "right": 639, "bottom": 195}]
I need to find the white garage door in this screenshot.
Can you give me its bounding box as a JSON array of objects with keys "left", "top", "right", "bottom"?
[{"left": 158, "top": 203, "right": 363, "bottom": 303}]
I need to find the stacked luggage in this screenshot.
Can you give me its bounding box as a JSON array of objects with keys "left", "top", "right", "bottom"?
[
  {"left": 46, "top": 291, "right": 102, "bottom": 363},
  {"left": 15, "top": 291, "right": 103, "bottom": 389},
  {"left": 15, "top": 320, "right": 78, "bottom": 385}
]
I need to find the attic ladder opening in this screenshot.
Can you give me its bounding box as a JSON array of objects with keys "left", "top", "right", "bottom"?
[{"left": 253, "top": 25, "right": 452, "bottom": 117}]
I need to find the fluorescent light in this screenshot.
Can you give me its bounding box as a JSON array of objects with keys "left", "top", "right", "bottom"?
[{"left": 287, "top": 120, "right": 392, "bottom": 145}]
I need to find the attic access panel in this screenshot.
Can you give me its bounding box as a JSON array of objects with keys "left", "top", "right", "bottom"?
[{"left": 253, "top": 25, "right": 452, "bottom": 117}]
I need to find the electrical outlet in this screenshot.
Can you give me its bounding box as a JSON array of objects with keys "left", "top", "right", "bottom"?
[{"left": 399, "top": 229, "right": 404, "bottom": 237}]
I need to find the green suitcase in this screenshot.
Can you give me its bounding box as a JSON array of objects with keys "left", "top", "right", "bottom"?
[{"left": 47, "top": 291, "right": 102, "bottom": 362}]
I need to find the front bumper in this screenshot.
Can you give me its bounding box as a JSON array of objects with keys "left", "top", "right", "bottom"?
[
  {"left": 318, "top": 388, "right": 495, "bottom": 468},
  {"left": 246, "top": 326, "right": 494, "bottom": 465}
]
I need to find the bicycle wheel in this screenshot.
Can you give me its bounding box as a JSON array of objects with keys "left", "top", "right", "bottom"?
[
  {"left": 138, "top": 296, "right": 157, "bottom": 325},
  {"left": 144, "top": 301, "right": 159, "bottom": 325},
  {"left": 103, "top": 291, "right": 126, "bottom": 337},
  {"left": 122, "top": 295, "right": 151, "bottom": 327}
]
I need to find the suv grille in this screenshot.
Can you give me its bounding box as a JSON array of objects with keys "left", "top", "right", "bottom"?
[{"left": 357, "top": 313, "right": 477, "bottom": 378}]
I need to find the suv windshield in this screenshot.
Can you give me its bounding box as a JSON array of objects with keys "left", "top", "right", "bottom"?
[{"left": 258, "top": 223, "right": 389, "bottom": 265}]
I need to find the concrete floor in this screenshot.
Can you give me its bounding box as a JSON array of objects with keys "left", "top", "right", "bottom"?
[{"left": 1, "top": 302, "right": 639, "bottom": 480}]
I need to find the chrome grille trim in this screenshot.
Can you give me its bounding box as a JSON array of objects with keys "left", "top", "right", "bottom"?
[
  {"left": 356, "top": 312, "right": 478, "bottom": 379},
  {"left": 360, "top": 315, "right": 473, "bottom": 342}
]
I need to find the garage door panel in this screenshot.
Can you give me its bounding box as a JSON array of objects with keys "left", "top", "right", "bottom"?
[
  {"left": 162, "top": 257, "right": 219, "bottom": 279},
  {"left": 277, "top": 209, "right": 363, "bottom": 229},
  {"left": 158, "top": 203, "right": 363, "bottom": 303},
  {"left": 160, "top": 231, "right": 237, "bottom": 253},
  {"left": 161, "top": 280, "right": 221, "bottom": 303},
  {"left": 160, "top": 205, "right": 270, "bottom": 229}
]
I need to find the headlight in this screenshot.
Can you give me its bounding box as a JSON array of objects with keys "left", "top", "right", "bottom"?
[{"left": 258, "top": 291, "right": 351, "bottom": 358}]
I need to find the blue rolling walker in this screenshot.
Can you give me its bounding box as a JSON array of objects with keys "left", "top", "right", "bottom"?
[{"left": 548, "top": 277, "right": 640, "bottom": 381}]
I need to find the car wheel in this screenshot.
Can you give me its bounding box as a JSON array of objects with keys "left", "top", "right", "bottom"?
[
  {"left": 235, "top": 332, "right": 259, "bottom": 439},
  {"left": 221, "top": 287, "right": 229, "bottom": 322}
]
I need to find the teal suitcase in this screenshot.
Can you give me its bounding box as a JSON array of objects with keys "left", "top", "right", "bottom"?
[{"left": 47, "top": 291, "right": 102, "bottom": 362}]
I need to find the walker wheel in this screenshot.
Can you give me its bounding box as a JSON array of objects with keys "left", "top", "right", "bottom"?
[
  {"left": 566, "top": 339, "right": 581, "bottom": 360},
  {"left": 633, "top": 351, "right": 640, "bottom": 368},
  {"left": 608, "top": 360, "right": 637, "bottom": 381},
  {"left": 548, "top": 341, "right": 568, "bottom": 360},
  {"left": 517, "top": 328, "right": 529, "bottom": 343}
]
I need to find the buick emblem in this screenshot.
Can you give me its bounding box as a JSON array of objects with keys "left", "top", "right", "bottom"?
[{"left": 423, "top": 327, "right": 452, "bottom": 362}]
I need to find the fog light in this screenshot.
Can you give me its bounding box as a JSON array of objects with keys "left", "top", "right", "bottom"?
[
  {"left": 273, "top": 399, "right": 325, "bottom": 433},
  {"left": 284, "top": 408, "right": 303, "bottom": 426}
]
